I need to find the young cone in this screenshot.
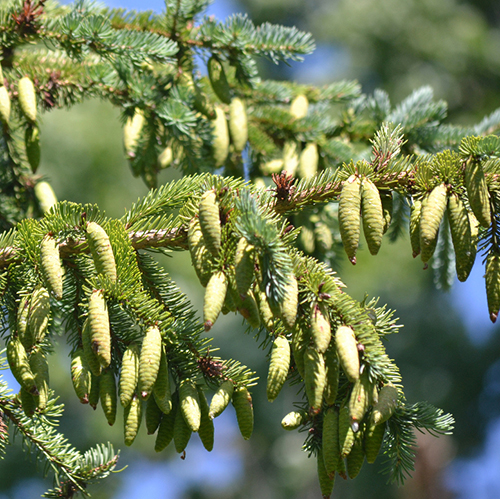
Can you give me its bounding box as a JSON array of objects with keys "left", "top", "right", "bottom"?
[
  {"left": 207, "top": 56, "right": 231, "bottom": 104},
  {"left": 304, "top": 346, "right": 326, "bottom": 414},
  {"left": 464, "top": 157, "right": 491, "bottom": 228},
  {"left": 124, "top": 394, "right": 143, "bottom": 446},
  {"left": 18, "top": 76, "right": 37, "bottom": 123},
  {"left": 209, "top": 380, "right": 234, "bottom": 419},
  {"left": 99, "top": 369, "right": 117, "bottom": 426},
  {"left": 361, "top": 178, "right": 384, "bottom": 255},
  {"left": 212, "top": 107, "right": 229, "bottom": 166},
  {"left": 266, "top": 335, "right": 290, "bottom": 402},
  {"left": 311, "top": 306, "right": 331, "bottom": 354},
  {"left": 232, "top": 387, "right": 254, "bottom": 440},
  {"left": 7, "top": 337, "right": 38, "bottom": 395},
  {"left": 339, "top": 175, "right": 361, "bottom": 264},
  {"left": 138, "top": 325, "right": 162, "bottom": 400},
  {"left": 486, "top": 253, "right": 500, "bottom": 323},
  {"left": 179, "top": 379, "right": 201, "bottom": 432},
  {"left": 29, "top": 348, "right": 49, "bottom": 411},
  {"left": 119, "top": 343, "right": 140, "bottom": 407},
  {"left": 203, "top": 270, "right": 227, "bottom": 331},
  {"left": 281, "top": 410, "right": 307, "bottom": 431},
  {"left": 409, "top": 198, "right": 422, "bottom": 258},
  {"left": 371, "top": 383, "right": 399, "bottom": 425},
  {"left": 229, "top": 97, "right": 248, "bottom": 152},
  {"left": 86, "top": 222, "right": 117, "bottom": 283},
  {"left": 199, "top": 190, "right": 221, "bottom": 257},
  {"left": 290, "top": 94, "right": 309, "bottom": 119},
  {"left": 317, "top": 446, "right": 335, "bottom": 498},
  {"left": 420, "top": 184, "right": 448, "bottom": 264},
  {"left": 197, "top": 387, "right": 215, "bottom": 452},
  {"left": 447, "top": 193, "right": 475, "bottom": 282},
  {"left": 71, "top": 348, "right": 91, "bottom": 404},
  {"left": 335, "top": 326, "right": 359, "bottom": 382},
  {"left": 40, "top": 235, "right": 63, "bottom": 300},
  {"left": 88, "top": 290, "right": 111, "bottom": 368}
]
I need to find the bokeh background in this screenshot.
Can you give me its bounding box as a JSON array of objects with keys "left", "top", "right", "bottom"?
[{"left": 2, "top": 0, "right": 500, "bottom": 497}]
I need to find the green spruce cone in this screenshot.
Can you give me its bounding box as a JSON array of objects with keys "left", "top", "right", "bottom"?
[
  {"left": 27, "top": 287, "right": 50, "bottom": 346},
  {"left": 364, "top": 422, "right": 385, "bottom": 464},
  {"left": 179, "top": 379, "right": 201, "bottom": 432},
  {"left": 361, "top": 178, "right": 384, "bottom": 255},
  {"left": 209, "top": 380, "right": 234, "bottom": 419},
  {"left": 311, "top": 306, "right": 331, "bottom": 354},
  {"left": 464, "top": 157, "right": 491, "bottom": 228},
  {"left": 203, "top": 270, "right": 227, "bottom": 331},
  {"left": 138, "top": 325, "right": 162, "bottom": 400},
  {"left": 255, "top": 287, "right": 274, "bottom": 331},
  {"left": 82, "top": 319, "right": 102, "bottom": 377},
  {"left": 409, "top": 198, "right": 423, "bottom": 258},
  {"left": 335, "top": 325, "right": 359, "bottom": 382},
  {"left": 420, "top": 184, "right": 448, "bottom": 264},
  {"left": 88, "top": 290, "right": 111, "bottom": 369},
  {"left": 348, "top": 373, "right": 371, "bottom": 430},
  {"left": 146, "top": 394, "right": 163, "bottom": 435},
  {"left": 281, "top": 410, "right": 308, "bottom": 431},
  {"left": 266, "top": 335, "right": 290, "bottom": 402},
  {"left": 324, "top": 347, "right": 339, "bottom": 406},
  {"left": 339, "top": 175, "right": 361, "bottom": 264},
  {"left": 88, "top": 373, "right": 100, "bottom": 409},
  {"left": 322, "top": 406, "right": 341, "bottom": 478},
  {"left": 17, "top": 295, "right": 30, "bottom": 350},
  {"left": 297, "top": 142, "right": 319, "bottom": 179},
  {"left": 18, "top": 76, "right": 37, "bottom": 123},
  {"left": 207, "top": 56, "right": 231, "bottom": 104},
  {"left": 123, "top": 109, "right": 144, "bottom": 157},
  {"left": 199, "top": 190, "right": 222, "bottom": 257},
  {"left": 35, "top": 181, "right": 57, "bottom": 213},
  {"left": 317, "top": 446, "right": 335, "bottom": 498},
  {"left": 380, "top": 190, "right": 393, "bottom": 234},
  {"left": 29, "top": 348, "right": 49, "bottom": 411},
  {"left": 153, "top": 349, "right": 171, "bottom": 408},
  {"left": 173, "top": 403, "right": 192, "bottom": 453},
  {"left": 232, "top": 386, "right": 254, "bottom": 440},
  {"left": 447, "top": 193, "right": 475, "bottom": 282},
  {"left": 339, "top": 404, "right": 355, "bottom": 458},
  {"left": 371, "top": 383, "right": 399, "bottom": 425},
  {"left": 99, "top": 368, "right": 117, "bottom": 426},
  {"left": 40, "top": 235, "right": 63, "bottom": 300},
  {"left": 346, "top": 435, "right": 365, "bottom": 479},
  {"left": 234, "top": 237, "right": 255, "bottom": 298},
  {"left": 237, "top": 290, "right": 261, "bottom": 329},
  {"left": 124, "top": 394, "right": 143, "bottom": 446},
  {"left": 304, "top": 346, "right": 326, "bottom": 414},
  {"left": 155, "top": 399, "right": 177, "bottom": 452},
  {"left": 0, "top": 85, "right": 11, "bottom": 125},
  {"left": 71, "top": 348, "right": 91, "bottom": 404},
  {"left": 197, "top": 387, "right": 215, "bottom": 452},
  {"left": 19, "top": 387, "right": 37, "bottom": 417},
  {"left": 86, "top": 222, "right": 117, "bottom": 283},
  {"left": 188, "top": 217, "right": 212, "bottom": 287},
  {"left": 7, "top": 337, "right": 38, "bottom": 395},
  {"left": 119, "top": 343, "right": 140, "bottom": 407},
  {"left": 279, "top": 275, "right": 298, "bottom": 330},
  {"left": 229, "top": 97, "right": 248, "bottom": 152},
  {"left": 486, "top": 253, "right": 500, "bottom": 323},
  {"left": 213, "top": 106, "right": 229, "bottom": 166},
  {"left": 290, "top": 94, "right": 309, "bottom": 119}
]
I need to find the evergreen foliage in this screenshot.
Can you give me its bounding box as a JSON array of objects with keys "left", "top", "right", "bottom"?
[{"left": 3, "top": 0, "right": 500, "bottom": 496}]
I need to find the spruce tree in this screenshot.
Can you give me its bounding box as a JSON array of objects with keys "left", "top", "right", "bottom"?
[{"left": 2, "top": 0, "right": 500, "bottom": 497}]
